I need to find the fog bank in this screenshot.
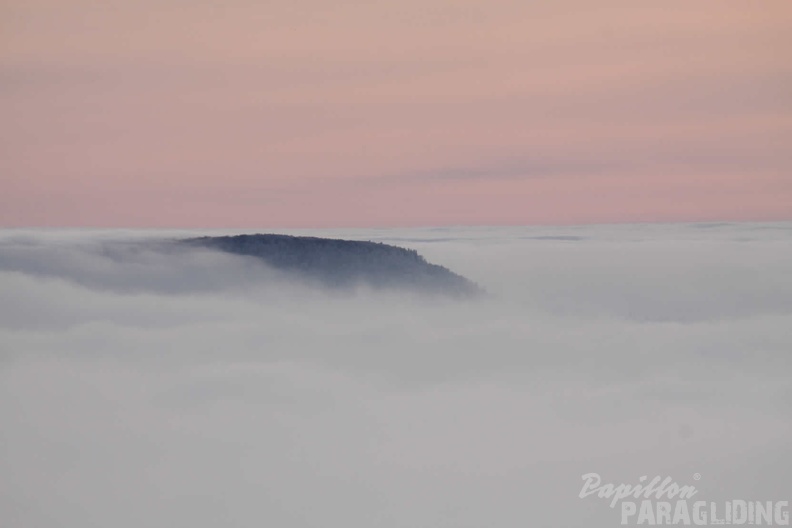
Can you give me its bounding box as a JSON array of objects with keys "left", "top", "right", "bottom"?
[{"left": 1, "top": 223, "right": 790, "bottom": 527}]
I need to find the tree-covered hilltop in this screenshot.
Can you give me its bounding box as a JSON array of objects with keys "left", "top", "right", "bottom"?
[{"left": 182, "top": 234, "right": 482, "bottom": 297}]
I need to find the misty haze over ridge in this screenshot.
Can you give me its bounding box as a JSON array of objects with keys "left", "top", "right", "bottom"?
[
  {"left": 1, "top": 222, "right": 791, "bottom": 527},
  {"left": 182, "top": 233, "right": 483, "bottom": 296}
]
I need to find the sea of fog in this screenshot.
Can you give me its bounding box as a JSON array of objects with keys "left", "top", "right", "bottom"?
[{"left": 1, "top": 223, "right": 790, "bottom": 527}]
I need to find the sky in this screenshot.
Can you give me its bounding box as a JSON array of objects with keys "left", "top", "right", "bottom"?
[
  {"left": 1, "top": 223, "right": 791, "bottom": 526},
  {"left": 1, "top": 0, "right": 791, "bottom": 227}
]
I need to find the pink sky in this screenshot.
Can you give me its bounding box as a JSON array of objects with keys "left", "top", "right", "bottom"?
[{"left": 2, "top": 0, "right": 791, "bottom": 227}]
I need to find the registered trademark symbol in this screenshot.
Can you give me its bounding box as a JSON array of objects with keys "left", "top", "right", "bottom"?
[{"left": 693, "top": 473, "right": 701, "bottom": 480}]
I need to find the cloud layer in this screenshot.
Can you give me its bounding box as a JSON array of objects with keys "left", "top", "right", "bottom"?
[{"left": 1, "top": 223, "right": 791, "bottom": 526}]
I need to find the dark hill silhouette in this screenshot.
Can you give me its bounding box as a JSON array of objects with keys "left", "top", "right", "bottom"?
[{"left": 183, "top": 234, "right": 482, "bottom": 297}]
